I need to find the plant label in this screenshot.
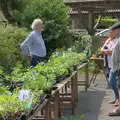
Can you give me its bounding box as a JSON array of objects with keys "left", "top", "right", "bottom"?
[
  {"left": 32, "top": 70, "right": 37, "bottom": 80},
  {"left": 18, "top": 90, "right": 30, "bottom": 100},
  {"left": 56, "top": 52, "right": 60, "bottom": 56},
  {"left": 27, "top": 94, "right": 34, "bottom": 109}
]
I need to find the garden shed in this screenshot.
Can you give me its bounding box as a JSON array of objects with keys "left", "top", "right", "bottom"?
[{"left": 64, "top": 0, "right": 120, "bottom": 34}]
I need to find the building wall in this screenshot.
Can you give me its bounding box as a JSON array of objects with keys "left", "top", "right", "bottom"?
[{"left": 70, "top": 14, "right": 89, "bottom": 29}]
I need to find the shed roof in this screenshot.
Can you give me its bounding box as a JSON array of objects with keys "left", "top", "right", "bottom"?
[
  {"left": 69, "top": 8, "right": 120, "bottom": 15},
  {"left": 64, "top": 0, "right": 105, "bottom": 3},
  {"left": 64, "top": 0, "right": 120, "bottom": 12},
  {"left": 64, "top": 0, "right": 118, "bottom": 3}
]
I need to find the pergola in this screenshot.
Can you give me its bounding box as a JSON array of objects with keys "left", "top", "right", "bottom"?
[{"left": 64, "top": 0, "right": 120, "bottom": 34}]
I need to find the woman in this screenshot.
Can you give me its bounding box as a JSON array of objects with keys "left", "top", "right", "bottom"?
[
  {"left": 21, "top": 19, "right": 46, "bottom": 67},
  {"left": 101, "top": 30, "right": 119, "bottom": 106},
  {"left": 101, "top": 30, "right": 115, "bottom": 78}
]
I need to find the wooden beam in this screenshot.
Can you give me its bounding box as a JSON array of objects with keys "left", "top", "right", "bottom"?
[{"left": 88, "top": 10, "right": 94, "bottom": 35}]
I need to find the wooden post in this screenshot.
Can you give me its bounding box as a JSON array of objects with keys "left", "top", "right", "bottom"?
[
  {"left": 85, "top": 63, "right": 89, "bottom": 92},
  {"left": 78, "top": 8, "right": 83, "bottom": 29},
  {"left": 75, "top": 72, "right": 78, "bottom": 102},
  {"left": 71, "top": 75, "right": 76, "bottom": 115},
  {"left": 44, "top": 101, "right": 52, "bottom": 120},
  {"left": 88, "top": 10, "right": 94, "bottom": 35},
  {"left": 53, "top": 91, "right": 61, "bottom": 120}
]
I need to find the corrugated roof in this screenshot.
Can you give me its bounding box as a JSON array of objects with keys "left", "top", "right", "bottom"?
[
  {"left": 69, "top": 8, "right": 120, "bottom": 15},
  {"left": 64, "top": 0, "right": 108, "bottom": 3}
]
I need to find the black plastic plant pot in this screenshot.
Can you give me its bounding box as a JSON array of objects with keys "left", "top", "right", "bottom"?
[
  {"left": 68, "top": 68, "right": 72, "bottom": 74},
  {"left": 26, "top": 111, "right": 32, "bottom": 119},
  {"left": 66, "top": 72, "right": 71, "bottom": 77},
  {"left": 45, "top": 94, "right": 51, "bottom": 99},
  {"left": 52, "top": 86, "right": 58, "bottom": 91},
  {"left": 56, "top": 79, "right": 60, "bottom": 83},
  {"left": 20, "top": 115, "right": 27, "bottom": 120},
  {"left": 82, "top": 60, "right": 87, "bottom": 63},
  {"left": 0, "top": 115, "right": 3, "bottom": 120},
  {"left": 56, "top": 76, "right": 60, "bottom": 82},
  {"left": 73, "top": 65, "right": 77, "bottom": 71},
  {"left": 30, "top": 109, "right": 34, "bottom": 115},
  {"left": 43, "top": 88, "right": 52, "bottom": 94},
  {"left": 32, "top": 104, "right": 39, "bottom": 114},
  {"left": 40, "top": 95, "right": 46, "bottom": 104}
]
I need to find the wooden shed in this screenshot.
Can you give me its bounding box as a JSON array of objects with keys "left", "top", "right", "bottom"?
[{"left": 64, "top": 0, "right": 120, "bottom": 34}]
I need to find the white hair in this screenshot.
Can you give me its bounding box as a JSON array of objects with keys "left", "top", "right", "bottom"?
[{"left": 31, "top": 19, "right": 43, "bottom": 30}]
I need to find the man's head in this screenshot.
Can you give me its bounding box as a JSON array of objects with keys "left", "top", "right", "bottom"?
[
  {"left": 109, "top": 22, "right": 120, "bottom": 38},
  {"left": 31, "top": 19, "right": 43, "bottom": 32}
]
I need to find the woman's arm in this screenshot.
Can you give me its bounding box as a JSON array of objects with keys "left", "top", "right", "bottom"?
[
  {"left": 101, "top": 38, "right": 111, "bottom": 54},
  {"left": 104, "top": 50, "right": 112, "bottom": 55}
]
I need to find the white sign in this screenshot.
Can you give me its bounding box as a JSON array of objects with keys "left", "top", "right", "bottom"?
[
  {"left": 32, "top": 70, "right": 37, "bottom": 80},
  {"left": 18, "top": 90, "right": 30, "bottom": 100}
]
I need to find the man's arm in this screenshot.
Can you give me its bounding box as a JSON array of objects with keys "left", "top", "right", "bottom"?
[{"left": 21, "top": 33, "right": 33, "bottom": 59}]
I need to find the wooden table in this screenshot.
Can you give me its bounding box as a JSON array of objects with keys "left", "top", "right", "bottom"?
[
  {"left": 28, "top": 63, "right": 89, "bottom": 120},
  {"left": 77, "top": 63, "right": 89, "bottom": 91}
]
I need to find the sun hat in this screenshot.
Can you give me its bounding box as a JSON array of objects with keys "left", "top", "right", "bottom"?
[{"left": 109, "top": 22, "right": 120, "bottom": 30}]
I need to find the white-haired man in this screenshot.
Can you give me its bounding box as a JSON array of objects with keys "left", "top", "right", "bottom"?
[{"left": 21, "top": 19, "right": 46, "bottom": 67}]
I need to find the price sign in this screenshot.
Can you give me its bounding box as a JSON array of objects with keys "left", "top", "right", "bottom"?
[
  {"left": 18, "top": 90, "right": 30, "bottom": 100},
  {"left": 32, "top": 70, "right": 37, "bottom": 80}
]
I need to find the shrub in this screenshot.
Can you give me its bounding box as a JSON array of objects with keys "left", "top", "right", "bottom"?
[
  {"left": 58, "top": 115, "right": 84, "bottom": 120},
  {"left": 0, "top": 24, "right": 28, "bottom": 70},
  {"left": 13, "top": 0, "right": 69, "bottom": 54},
  {"left": 70, "top": 34, "right": 92, "bottom": 58},
  {"left": 95, "top": 17, "right": 118, "bottom": 28}
]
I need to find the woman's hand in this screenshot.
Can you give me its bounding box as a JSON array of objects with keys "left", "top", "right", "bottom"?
[
  {"left": 102, "top": 49, "right": 112, "bottom": 55},
  {"left": 28, "top": 56, "right": 32, "bottom": 61},
  {"left": 105, "top": 50, "right": 112, "bottom": 55}
]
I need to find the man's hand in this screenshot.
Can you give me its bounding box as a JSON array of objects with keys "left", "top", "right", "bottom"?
[{"left": 28, "top": 56, "right": 32, "bottom": 61}]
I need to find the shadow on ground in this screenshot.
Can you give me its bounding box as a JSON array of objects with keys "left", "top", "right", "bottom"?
[
  {"left": 63, "top": 89, "right": 106, "bottom": 120},
  {"left": 76, "top": 90, "right": 106, "bottom": 120}
]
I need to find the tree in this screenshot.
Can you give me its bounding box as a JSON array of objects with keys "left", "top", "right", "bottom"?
[{"left": 13, "top": 0, "right": 69, "bottom": 54}]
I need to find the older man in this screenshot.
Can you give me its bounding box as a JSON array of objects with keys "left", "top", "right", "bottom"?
[
  {"left": 21, "top": 19, "right": 46, "bottom": 67},
  {"left": 108, "top": 22, "right": 120, "bottom": 116}
]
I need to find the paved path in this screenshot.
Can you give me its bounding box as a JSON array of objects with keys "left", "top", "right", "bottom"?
[{"left": 64, "top": 73, "right": 120, "bottom": 120}]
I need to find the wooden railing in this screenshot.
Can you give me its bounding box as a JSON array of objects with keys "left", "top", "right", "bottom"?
[{"left": 28, "top": 62, "right": 89, "bottom": 120}]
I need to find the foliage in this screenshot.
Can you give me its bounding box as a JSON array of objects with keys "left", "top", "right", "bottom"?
[
  {"left": 0, "top": 24, "right": 28, "bottom": 70},
  {"left": 70, "top": 34, "right": 92, "bottom": 58},
  {"left": 0, "top": 86, "right": 10, "bottom": 94},
  {"left": 0, "top": 92, "right": 39, "bottom": 120},
  {"left": 58, "top": 115, "right": 84, "bottom": 120},
  {"left": 0, "top": 51, "right": 87, "bottom": 118},
  {"left": 13, "top": 0, "right": 69, "bottom": 54},
  {"left": 95, "top": 16, "right": 118, "bottom": 28}
]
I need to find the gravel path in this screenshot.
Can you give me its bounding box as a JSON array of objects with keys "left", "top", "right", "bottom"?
[{"left": 63, "top": 73, "right": 120, "bottom": 120}]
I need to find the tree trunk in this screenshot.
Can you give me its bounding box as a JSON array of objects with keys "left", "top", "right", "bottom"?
[{"left": 0, "top": 0, "right": 15, "bottom": 23}]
